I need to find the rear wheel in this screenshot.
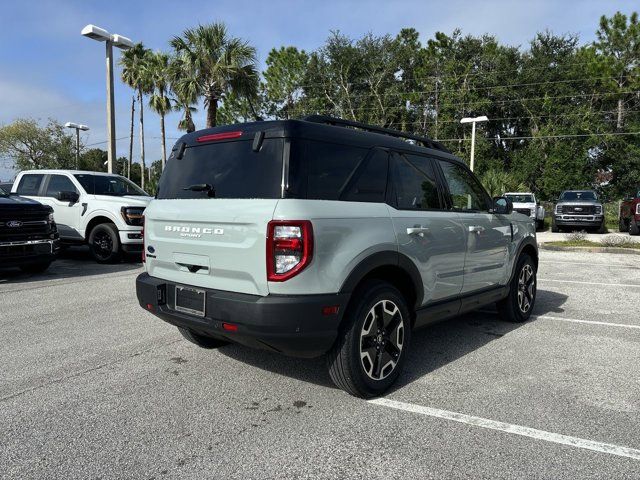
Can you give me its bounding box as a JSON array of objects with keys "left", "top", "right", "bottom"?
[
  {"left": 178, "top": 327, "right": 229, "bottom": 349},
  {"left": 619, "top": 216, "right": 628, "bottom": 232},
  {"left": 536, "top": 219, "right": 544, "bottom": 231},
  {"left": 630, "top": 219, "right": 640, "bottom": 236},
  {"left": 88, "top": 223, "right": 121, "bottom": 263},
  {"left": 497, "top": 254, "right": 536, "bottom": 323},
  {"left": 327, "top": 280, "right": 411, "bottom": 398},
  {"left": 19, "top": 261, "right": 52, "bottom": 274}
]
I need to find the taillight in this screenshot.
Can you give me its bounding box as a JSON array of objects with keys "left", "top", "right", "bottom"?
[
  {"left": 141, "top": 215, "right": 146, "bottom": 263},
  {"left": 266, "top": 220, "right": 313, "bottom": 282}
]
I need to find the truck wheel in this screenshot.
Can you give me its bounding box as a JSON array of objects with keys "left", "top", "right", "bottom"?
[
  {"left": 630, "top": 219, "right": 640, "bottom": 236},
  {"left": 88, "top": 223, "right": 121, "bottom": 263},
  {"left": 327, "top": 280, "right": 411, "bottom": 398},
  {"left": 536, "top": 219, "right": 544, "bottom": 231},
  {"left": 178, "top": 327, "right": 229, "bottom": 349},
  {"left": 619, "top": 216, "right": 629, "bottom": 232},
  {"left": 551, "top": 220, "right": 560, "bottom": 233},
  {"left": 19, "top": 261, "right": 52, "bottom": 274},
  {"left": 596, "top": 221, "right": 606, "bottom": 234},
  {"left": 497, "top": 253, "right": 536, "bottom": 323}
]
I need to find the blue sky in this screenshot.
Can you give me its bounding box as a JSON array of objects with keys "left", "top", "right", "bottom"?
[{"left": 0, "top": 0, "right": 637, "bottom": 180}]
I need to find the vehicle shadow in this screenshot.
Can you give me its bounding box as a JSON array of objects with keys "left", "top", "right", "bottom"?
[
  {"left": 217, "top": 288, "right": 568, "bottom": 392},
  {"left": 0, "top": 245, "right": 142, "bottom": 284}
]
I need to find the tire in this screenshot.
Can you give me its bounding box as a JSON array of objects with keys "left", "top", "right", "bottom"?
[
  {"left": 596, "top": 221, "right": 606, "bottom": 234},
  {"left": 327, "top": 280, "right": 411, "bottom": 398},
  {"left": 619, "top": 216, "right": 628, "bottom": 232},
  {"left": 19, "top": 261, "right": 52, "bottom": 274},
  {"left": 88, "top": 223, "right": 121, "bottom": 263},
  {"left": 536, "top": 219, "right": 544, "bottom": 231},
  {"left": 497, "top": 253, "right": 536, "bottom": 323},
  {"left": 178, "top": 327, "right": 229, "bottom": 349},
  {"left": 551, "top": 218, "right": 559, "bottom": 233},
  {"left": 630, "top": 219, "right": 640, "bottom": 236}
]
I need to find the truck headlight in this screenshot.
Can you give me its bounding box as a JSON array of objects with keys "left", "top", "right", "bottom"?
[
  {"left": 47, "top": 213, "right": 54, "bottom": 223},
  {"left": 636, "top": 203, "right": 640, "bottom": 215},
  {"left": 595, "top": 205, "right": 603, "bottom": 215},
  {"left": 121, "top": 207, "right": 145, "bottom": 226}
]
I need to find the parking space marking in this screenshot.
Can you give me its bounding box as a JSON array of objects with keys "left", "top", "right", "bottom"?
[
  {"left": 538, "top": 260, "right": 638, "bottom": 269},
  {"left": 370, "top": 398, "right": 640, "bottom": 461},
  {"left": 540, "top": 279, "right": 640, "bottom": 288},
  {"left": 537, "top": 315, "right": 640, "bottom": 330}
]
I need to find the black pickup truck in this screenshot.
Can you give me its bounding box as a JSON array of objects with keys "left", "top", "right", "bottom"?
[{"left": 0, "top": 185, "right": 60, "bottom": 273}]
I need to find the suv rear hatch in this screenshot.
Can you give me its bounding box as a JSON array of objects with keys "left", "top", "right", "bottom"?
[{"left": 144, "top": 133, "right": 284, "bottom": 296}]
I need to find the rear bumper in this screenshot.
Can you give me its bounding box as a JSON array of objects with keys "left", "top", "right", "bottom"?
[
  {"left": 136, "top": 273, "right": 349, "bottom": 358},
  {"left": 0, "top": 238, "right": 59, "bottom": 268}
]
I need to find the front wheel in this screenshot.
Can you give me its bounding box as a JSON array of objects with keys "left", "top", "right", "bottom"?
[
  {"left": 497, "top": 254, "right": 537, "bottom": 323},
  {"left": 327, "top": 280, "right": 411, "bottom": 398},
  {"left": 630, "top": 219, "right": 640, "bottom": 236},
  {"left": 596, "top": 221, "right": 606, "bottom": 234},
  {"left": 88, "top": 223, "right": 121, "bottom": 263},
  {"left": 619, "top": 216, "right": 629, "bottom": 232}
]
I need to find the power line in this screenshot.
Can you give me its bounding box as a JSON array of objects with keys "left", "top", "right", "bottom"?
[{"left": 437, "top": 131, "right": 640, "bottom": 142}]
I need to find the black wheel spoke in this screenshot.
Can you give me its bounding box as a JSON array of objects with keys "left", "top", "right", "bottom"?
[
  {"left": 374, "top": 303, "right": 385, "bottom": 330},
  {"left": 373, "top": 350, "right": 384, "bottom": 378},
  {"left": 384, "top": 340, "right": 400, "bottom": 358},
  {"left": 386, "top": 312, "right": 402, "bottom": 334},
  {"left": 359, "top": 299, "right": 405, "bottom": 381}
]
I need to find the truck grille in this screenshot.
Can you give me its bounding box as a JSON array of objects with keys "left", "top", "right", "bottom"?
[
  {"left": 0, "top": 210, "right": 54, "bottom": 243},
  {"left": 557, "top": 205, "right": 597, "bottom": 215},
  {"left": 515, "top": 208, "right": 532, "bottom": 216}
]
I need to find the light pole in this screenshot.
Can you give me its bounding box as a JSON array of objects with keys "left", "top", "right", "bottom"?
[
  {"left": 65, "top": 122, "right": 89, "bottom": 169},
  {"left": 460, "top": 116, "right": 488, "bottom": 172},
  {"left": 81, "top": 24, "right": 134, "bottom": 174}
]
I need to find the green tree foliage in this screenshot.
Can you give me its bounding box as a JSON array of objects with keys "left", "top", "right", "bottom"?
[
  {"left": 170, "top": 23, "right": 259, "bottom": 128},
  {"left": 0, "top": 119, "right": 76, "bottom": 170},
  {"left": 263, "top": 47, "right": 309, "bottom": 119},
  {"left": 147, "top": 51, "right": 172, "bottom": 170}
]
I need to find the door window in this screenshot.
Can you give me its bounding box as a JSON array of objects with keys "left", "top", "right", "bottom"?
[
  {"left": 45, "top": 175, "right": 78, "bottom": 198},
  {"left": 16, "top": 174, "right": 44, "bottom": 195},
  {"left": 340, "top": 149, "right": 388, "bottom": 203},
  {"left": 390, "top": 153, "right": 441, "bottom": 210},
  {"left": 438, "top": 161, "right": 490, "bottom": 211}
]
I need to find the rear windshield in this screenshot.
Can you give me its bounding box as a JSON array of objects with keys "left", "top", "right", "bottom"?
[
  {"left": 559, "top": 191, "right": 597, "bottom": 201},
  {"left": 505, "top": 194, "right": 534, "bottom": 203},
  {"left": 157, "top": 139, "right": 284, "bottom": 199}
]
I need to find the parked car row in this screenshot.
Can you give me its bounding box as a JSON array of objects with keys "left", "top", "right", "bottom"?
[{"left": 0, "top": 171, "right": 151, "bottom": 273}]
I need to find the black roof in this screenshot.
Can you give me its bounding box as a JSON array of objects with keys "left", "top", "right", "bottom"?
[{"left": 174, "top": 116, "right": 462, "bottom": 163}]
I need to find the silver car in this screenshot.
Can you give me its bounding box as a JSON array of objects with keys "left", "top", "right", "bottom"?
[{"left": 136, "top": 116, "right": 538, "bottom": 397}]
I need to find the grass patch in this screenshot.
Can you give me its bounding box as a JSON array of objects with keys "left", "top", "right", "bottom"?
[{"left": 546, "top": 239, "right": 640, "bottom": 249}]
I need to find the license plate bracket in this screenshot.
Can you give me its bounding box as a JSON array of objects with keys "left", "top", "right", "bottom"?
[{"left": 175, "top": 285, "right": 206, "bottom": 317}]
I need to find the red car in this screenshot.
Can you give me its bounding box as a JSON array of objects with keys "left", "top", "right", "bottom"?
[{"left": 619, "top": 187, "right": 640, "bottom": 235}]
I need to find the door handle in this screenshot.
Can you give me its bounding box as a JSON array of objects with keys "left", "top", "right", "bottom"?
[
  {"left": 407, "top": 226, "right": 430, "bottom": 235},
  {"left": 468, "top": 225, "right": 485, "bottom": 234}
]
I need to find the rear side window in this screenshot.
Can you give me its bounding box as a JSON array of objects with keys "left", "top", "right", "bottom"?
[
  {"left": 157, "top": 139, "right": 284, "bottom": 199},
  {"left": 389, "top": 153, "right": 442, "bottom": 210},
  {"left": 287, "top": 140, "right": 368, "bottom": 200},
  {"left": 45, "top": 175, "right": 77, "bottom": 198},
  {"left": 16, "top": 174, "right": 44, "bottom": 195},
  {"left": 340, "top": 149, "right": 389, "bottom": 203}
]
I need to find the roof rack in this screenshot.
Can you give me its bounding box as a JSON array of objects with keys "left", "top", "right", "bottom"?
[{"left": 302, "top": 115, "right": 449, "bottom": 152}]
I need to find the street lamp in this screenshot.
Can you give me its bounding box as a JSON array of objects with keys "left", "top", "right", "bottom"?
[
  {"left": 65, "top": 122, "right": 89, "bottom": 170},
  {"left": 460, "top": 116, "right": 488, "bottom": 172},
  {"left": 81, "top": 24, "right": 134, "bottom": 174}
]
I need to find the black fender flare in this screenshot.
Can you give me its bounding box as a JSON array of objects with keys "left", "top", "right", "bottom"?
[
  {"left": 339, "top": 250, "right": 424, "bottom": 308},
  {"left": 509, "top": 236, "right": 538, "bottom": 284}
]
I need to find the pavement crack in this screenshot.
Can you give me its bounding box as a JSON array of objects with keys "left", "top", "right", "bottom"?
[{"left": 0, "top": 339, "right": 181, "bottom": 403}]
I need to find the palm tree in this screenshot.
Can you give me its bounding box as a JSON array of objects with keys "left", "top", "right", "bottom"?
[
  {"left": 170, "top": 23, "right": 258, "bottom": 128},
  {"left": 147, "top": 51, "right": 172, "bottom": 170},
  {"left": 169, "top": 55, "right": 198, "bottom": 133},
  {"left": 120, "top": 43, "right": 152, "bottom": 189}
]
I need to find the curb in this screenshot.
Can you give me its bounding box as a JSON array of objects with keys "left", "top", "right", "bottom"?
[{"left": 538, "top": 244, "right": 640, "bottom": 255}]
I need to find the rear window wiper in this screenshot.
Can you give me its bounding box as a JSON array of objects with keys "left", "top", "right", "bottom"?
[{"left": 183, "top": 183, "right": 216, "bottom": 197}]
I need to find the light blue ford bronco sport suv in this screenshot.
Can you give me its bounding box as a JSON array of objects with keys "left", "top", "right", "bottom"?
[{"left": 137, "top": 116, "right": 538, "bottom": 397}]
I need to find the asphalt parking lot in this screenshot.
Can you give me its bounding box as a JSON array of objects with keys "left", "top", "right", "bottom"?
[{"left": 1, "top": 247, "right": 639, "bottom": 479}]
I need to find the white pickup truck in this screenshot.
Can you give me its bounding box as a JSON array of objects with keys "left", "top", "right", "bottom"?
[
  {"left": 12, "top": 170, "right": 151, "bottom": 263},
  {"left": 504, "top": 192, "right": 545, "bottom": 231}
]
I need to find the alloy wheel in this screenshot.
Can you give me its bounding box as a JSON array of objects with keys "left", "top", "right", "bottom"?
[
  {"left": 93, "top": 231, "right": 113, "bottom": 260},
  {"left": 517, "top": 264, "right": 536, "bottom": 313},
  {"left": 359, "top": 299, "right": 404, "bottom": 381}
]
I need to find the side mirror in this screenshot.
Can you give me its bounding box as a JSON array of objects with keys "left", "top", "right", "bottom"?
[
  {"left": 492, "top": 196, "right": 513, "bottom": 215},
  {"left": 57, "top": 190, "right": 79, "bottom": 203}
]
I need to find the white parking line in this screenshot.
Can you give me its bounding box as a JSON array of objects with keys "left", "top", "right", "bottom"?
[
  {"left": 370, "top": 398, "right": 640, "bottom": 461},
  {"left": 537, "top": 315, "right": 640, "bottom": 330},
  {"left": 540, "top": 279, "right": 640, "bottom": 288},
  {"left": 539, "top": 261, "right": 637, "bottom": 269}
]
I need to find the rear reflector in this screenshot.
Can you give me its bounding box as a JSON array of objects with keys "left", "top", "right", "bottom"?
[
  {"left": 322, "top": 305, "right": 340, "bottom": 316},
  {"left": 146, "top": 303, "right": 154, "bottom": 311},
  {"left": 197, "top": 131, "right": 243, "bottom": 143},
  {"left": 222, "top": 322, "right": 238, "bottom": 332}
]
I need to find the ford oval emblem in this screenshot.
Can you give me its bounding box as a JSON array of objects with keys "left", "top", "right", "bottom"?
[
  {"left": 6, "top": 220, "right": 23, "bottom": 228},
  {"left": 147, "top": 246, "right": 155, "bottom": 254}
]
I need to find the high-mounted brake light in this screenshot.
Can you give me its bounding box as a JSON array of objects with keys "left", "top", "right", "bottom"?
[
  {"left": 196, "top": 131, "right": 243, "bottom": 143},
  {"left": 266, "top": 220, "right": 313, "bottom": 282}
]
